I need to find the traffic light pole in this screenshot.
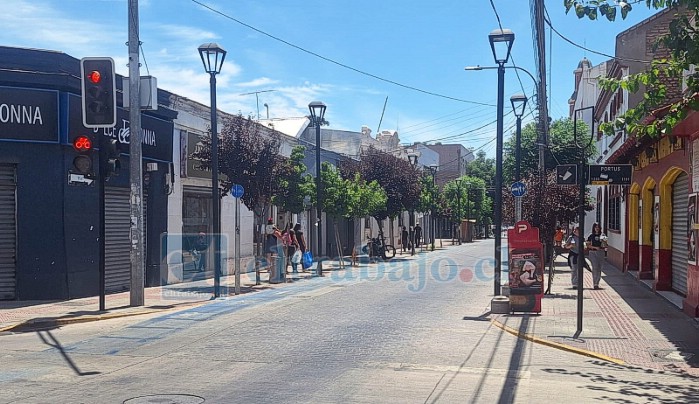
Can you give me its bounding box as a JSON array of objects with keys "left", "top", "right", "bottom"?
[
  {"left": 98, "top": 144, "right": 106, "bottom": 311},
  {"left": 128, "top": 0, "right": 145, "bottom": 307}
]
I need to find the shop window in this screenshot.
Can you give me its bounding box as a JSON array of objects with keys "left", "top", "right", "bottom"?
[{"left": 608, "top": 196, "right": 621, "bottom": 231}]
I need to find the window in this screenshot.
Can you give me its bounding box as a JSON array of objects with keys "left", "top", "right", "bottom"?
[{"left": 608, "top": 196, "right": 621, "bottom": 231}]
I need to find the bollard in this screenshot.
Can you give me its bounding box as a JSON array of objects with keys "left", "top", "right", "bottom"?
[{"left": 491, "top": 295, "right": 510, "bottom": 314}]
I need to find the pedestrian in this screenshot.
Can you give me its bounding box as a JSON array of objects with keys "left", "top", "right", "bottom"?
[
  {"left": 401, "top": 226, "right": 409, "bottom": 253},
  {"left": 586, "top": 222, "right": 605, "bottom": 289},
  {"left": 414, "top": 223, "right": 422, "bottom": 248},
  {"left": 191, "top": 231, "right": 209, "bottom": 272},
  {"left": 293, "top": 223, "right": 307, "bottom": 271},
  {"left": 565, "top": 227, "right": 580, "bottom": 289},
  {"left": 271, "top": 223, "right": 285, "bottom": 283},
  {"left": 554, "top": 226, "right": 565, "bottom": 247},
  {"left": 285, "top": 224, "right": 300, "bottom": 274},
  {"left": 264, "top": 217, "right": 276, "bottom": 269}
]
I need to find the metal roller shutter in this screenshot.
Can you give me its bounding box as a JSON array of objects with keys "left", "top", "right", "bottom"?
[
  {"left": 0, "top": 165, "right": 16, "bottom": 300},
  {"left": 105, "top": 187, "right": 147, "bottom": 293},
  {"left": 671, "top": 172, "right": 689, "bottom": 295}
]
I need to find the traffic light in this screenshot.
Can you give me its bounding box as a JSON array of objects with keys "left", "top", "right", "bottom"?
[
  {"left": 71, "top": 134, "right": 95, "bottom": 176},
  {"left": 101, "top": 138, "right": 121, "bottom": 178},
  {"left": 80, "top": 57, "right": 116, "bottom": 128}
]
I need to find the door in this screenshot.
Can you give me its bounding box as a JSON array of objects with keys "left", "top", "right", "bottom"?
[
  {"left": 671, "top": 172, "right": 689, "bottom": 295},
  {"left": 105, "top": 187, "right": 147, "bottom": 293}
]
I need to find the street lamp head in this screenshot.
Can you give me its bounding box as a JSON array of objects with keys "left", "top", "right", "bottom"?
[
  {"left": 198, "top": 43, "right": 226, "bottom": 75},
  {"left": 510, "top": 94, "right": 528, "bottom": 118},
  {"left": 428, "top": 164, "right": 439, "bottom": 173},
  {"left": 407, "top": 149, "right": 420, "bottom": 167},
  {"left": 308, "top": 101, "right": 327, "bottom": 126},
  {"left": 488, "top": 28, "right": 515, "bottom": 65}
]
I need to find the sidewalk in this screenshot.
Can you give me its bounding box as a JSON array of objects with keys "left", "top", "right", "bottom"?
[
  {"left": 0, "top": 265, "right": 317, "bottom": 333},
  {"left": 492, "top": 255, "right": 699, "bottom": 375},
  {"left": 0, "top": 249, "right": 430, "bottom": 334}
]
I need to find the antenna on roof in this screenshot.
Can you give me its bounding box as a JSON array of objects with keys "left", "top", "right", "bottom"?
[
  {"left": 238, "top": 89, "right": 277, "bottom": 120},
  {"left": 376, "top": 96, "right": 388, "bottom": 134}
]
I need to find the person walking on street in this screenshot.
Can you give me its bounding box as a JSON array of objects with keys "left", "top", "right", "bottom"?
[
  {"left": 401, "top": 226, "right": 409, "bottom": 253},
  {"left": 587, "top": 222, "right": 605, "bottom": 290},
  {"left": 286, "top": 225, "right": 301, "bottom": 274},
  {"left": 565, "top": 227, "right": 580, "bottom": 289},
  {"left": 293, "top": 223, "right": 307, "bottom": 272},
  {"left": 414, "top": 223, "right": 422, "bottom": 249}
]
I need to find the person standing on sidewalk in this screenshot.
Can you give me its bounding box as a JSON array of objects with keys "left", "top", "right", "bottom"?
[
  {"left": 401, "top": 226, "right": 409, "bottom": 253},
  {"left": 414, "top": 223, "right": 422, "bottom": 249},
  {"left": 565, "top": 227, "right": 580, "bottom": 289},
  {"left": 293, "top": 223, "right": 307, "bottom": 272},
  {"left": 586, "top": 223, "right": 605, "bottom": 290}
]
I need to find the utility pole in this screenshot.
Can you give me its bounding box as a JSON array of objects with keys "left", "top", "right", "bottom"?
[{"left": 128, "top": 0, "right": 145, "bottom": 306}]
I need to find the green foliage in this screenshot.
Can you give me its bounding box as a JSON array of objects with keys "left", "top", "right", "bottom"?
[
  {"left": 503, "top": 118, "right": 596, "bottom": 182},
  {"left": 340, "top": 147, "right": 422, "bottom": 221},
  {"left": 417, "top": 171, "right": 439, "bottom": 214},
  {"left": 565, "top": 0, "right": 699, "bottom": 139},
  {"left": 464, "top": 150, "right": 495, "bottom": 186},
  {"left": 442, "top": 176, "right": 488, "bottom": 225},
  {"left": 347, "top": 173, "right": 388, "bottom": 219},
  {"left": 272, "top": 145, "right": 314, "bottom": 214},
  {"left": 317, "top": 162, "right": 349, "bottom": 219},
  {"left": 314, "top": 163, "right": 388, "bottom": 220}
]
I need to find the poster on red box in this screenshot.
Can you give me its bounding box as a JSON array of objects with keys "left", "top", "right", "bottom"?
[{"left": 507, "top": 221, "right": 544, "bottom": 313}]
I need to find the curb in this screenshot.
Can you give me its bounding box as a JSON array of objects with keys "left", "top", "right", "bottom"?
[
  {"left": 491, "top": 318, "right": 625, "bottom": 365},
  {"left": 0, "top": 302, "right": 207, "bottom": 334}
]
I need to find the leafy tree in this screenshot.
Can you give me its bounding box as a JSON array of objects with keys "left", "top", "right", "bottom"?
[
  {"left": 564, "top": 1, "right": 699, "bottom": 138},
  {"left": 503, "top": 118, "right": 596, "bottom": 182},
  {"left": 417, "top": 171, "right": 439, "bottom": 214},
  {"left": 312, "top": 163, "right": 387, "bottom": 260},
  {"left": 190, "top": 113, "right": 283, "bottom": 264},
  {"left": 346, "top": 173, "right": 387, "bottom": 220},
  {"left": 464, "top": 150, "right": 495, "bottom": 187},
  {"left": 341, "top": 147, "right": 421, "bottom": 222},
  {"left": 272, "top": 145, "right": 314, "bottom": 216}
]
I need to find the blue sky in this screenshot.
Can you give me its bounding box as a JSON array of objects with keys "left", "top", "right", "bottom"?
[{"left": 0, "top": 0, "right": 659, "bottom": 156}]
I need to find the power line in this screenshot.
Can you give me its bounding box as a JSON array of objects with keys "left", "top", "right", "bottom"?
[{"left": 190, "top": 0, "right": 495, "bottom": 106}]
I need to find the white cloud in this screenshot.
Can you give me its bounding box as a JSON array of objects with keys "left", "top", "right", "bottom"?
[{"left": 235, "top": 77, "right": 280, "bottom": 88}]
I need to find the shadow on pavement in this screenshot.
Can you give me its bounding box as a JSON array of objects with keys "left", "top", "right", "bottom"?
[{"left": 543, "top": 361, "right": 699, "bottom": 401}]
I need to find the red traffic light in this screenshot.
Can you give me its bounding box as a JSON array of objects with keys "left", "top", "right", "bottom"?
[
  {"left": 88, "top": 70, "right": 102, "bottom": 84},
  {"left": 72, "top": 135, "right": 92, "bottom": 152}
]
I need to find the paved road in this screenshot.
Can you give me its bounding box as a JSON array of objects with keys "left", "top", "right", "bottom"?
[{"left": 2, "top": 240, "right": 699, "bottom": 403}]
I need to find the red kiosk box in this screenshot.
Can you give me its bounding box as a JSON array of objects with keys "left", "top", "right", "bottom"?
[{"left": 507, "top": 221, "right": 544, "bottom": 313}]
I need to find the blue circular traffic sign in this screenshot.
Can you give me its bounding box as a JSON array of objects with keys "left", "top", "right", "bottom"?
[
  {"left": 231, "top": 184, "right": 244, "bottom": 198},
  {"left": 511, "top": 181, "right": 526, "bottom": 197}
]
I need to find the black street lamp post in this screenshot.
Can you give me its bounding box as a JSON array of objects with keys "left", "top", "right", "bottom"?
[
  {"left": 309, "top": 101, "right": 327, "bottom": 276},
  {"left": 511, "top": 94, "right": 527, "bottom": 222},
  {"left": 407, "top": 150, "right": 420, "bottom": 255},
  {"left": 488, "top": 28, "right": 515, "bottom": 297},
  {"left": 427, "top": 164, "right": 438, "bottom": 251},
  {"left": 455, "top": 178, "right": 462, "bottom": 245},
  {"left": 198, "top": 43, "right": 226, "bottom": 298}
]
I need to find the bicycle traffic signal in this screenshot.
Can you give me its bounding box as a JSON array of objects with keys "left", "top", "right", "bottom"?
[
  {"left": 71, "top": 134, "right": 95, "bottom": 176},
  {"left": 80, "top": 57, "right": 116, "bottom": 128}
]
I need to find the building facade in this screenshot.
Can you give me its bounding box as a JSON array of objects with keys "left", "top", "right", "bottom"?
[{"left": 0, "top": 46, "right": 176, "bottom": 300}]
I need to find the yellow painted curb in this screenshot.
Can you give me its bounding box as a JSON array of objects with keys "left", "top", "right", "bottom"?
[{"left": 491, "top": 318, "right": 625, "bottom": 365}]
